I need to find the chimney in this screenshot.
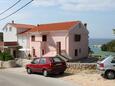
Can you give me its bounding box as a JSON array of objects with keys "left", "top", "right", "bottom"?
[
  {"left": 84, "top": 23, "right": 87, "bottom": 28},
  {"left": 12, "top": 20, "right": 14, "bottom": 24}
]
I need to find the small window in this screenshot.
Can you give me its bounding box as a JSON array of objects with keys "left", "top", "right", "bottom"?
[
  {"left": 42, "top": 35, "right": 47, "bottom": 41},
  {"left": 31, "top": 35, "right": 35, "bottom": 41},
  {"left": 9, "top": 27, "right": 12, "bottom": 31},
  {"left": 39, "top": 58, "right": 46, "bottom": 64},
  {"left": 75, "top": 49, "right": 78, "bottom": 56},
  {"left": 78, "top": 23, "right": 82, "bottom": 28},
  {"left": 74, "top": 34, "right": 81, "bottom": 42},
  {"left": 111, "top": 57, "right": 115, "bottom": 63}
]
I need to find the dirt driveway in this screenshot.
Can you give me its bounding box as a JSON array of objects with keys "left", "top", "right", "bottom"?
[
  {"left": 60, "top": 72, "right": 115, "bottom": 86},
  {"left": 1, "top": 67, "right": 115, "bottom": 86}
]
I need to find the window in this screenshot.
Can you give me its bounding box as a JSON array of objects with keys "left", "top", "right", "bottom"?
[
  {"left": 74, "top": 34, "right": 81, "bottom": 42},
  {"left": 111, "top": 57, "right": 115, "bottom": 63},
  {"left": 31, "top": 35, "right": 35, "bottom": 41},
  {"left": 53, "top": 57, "right": 63, "bottom": 63},
  {"left": 9, "top": 27, "right": 12, "bottom": 31},
  {"left": 39, "top": 58, "right": 46, "bottom": 64},
  {"left": 32, "top": 58, "right": 40, "bottom": 64},
  {"left": 42, "top": 35, "right": 47, "bottom": 41},
  {"left": 78, "top": 23, "right": 82, "bottom": 28},
  {"left": 35, "top": 59, "right": 39, "bottom": 64},
  {"left": 75, "top": 49, "right": 78, "bottom": 56}
]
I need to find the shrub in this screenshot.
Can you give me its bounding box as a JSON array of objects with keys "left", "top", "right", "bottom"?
[
  {"left": 0, "top": 52, "right": 13, "bottom": 61},
  {"left": 101, "top": 40, "right": 115, "bottom": 52}
]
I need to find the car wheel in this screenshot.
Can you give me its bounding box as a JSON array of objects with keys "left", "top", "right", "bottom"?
[
  {"left": 27, "top": 68, "right": 32, "bottom": 74},
  {"left": 106, "top": 71, "right": 115, "bottom": 79},
  {"left": 43, "top": 70, "right": 48, "bottom": 77}
]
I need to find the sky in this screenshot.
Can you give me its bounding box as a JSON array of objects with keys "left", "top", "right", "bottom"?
[{"left": 0, "top": 0, "right": 115, "bottom": 39}]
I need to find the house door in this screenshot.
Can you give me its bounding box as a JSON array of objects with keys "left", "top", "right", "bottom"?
[
  {"left": 42, "top": 49, "right": 45, "bottom": 55},
  {"left": 33, "top": 48, "right": 36, "bottom": 57},
  {"left": 13, "top": 50, "right": 16, "bottom": 58},
  {"left": 56, "top": 42, "right": 61, "bottom": 55}
]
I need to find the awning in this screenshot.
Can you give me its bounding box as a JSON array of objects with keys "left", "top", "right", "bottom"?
[
  {"left": 4, "top": 42, "right": 18, "bottom": 46},
  {"left": 19, "top": 48, "right": 31, "bottom": 51}
]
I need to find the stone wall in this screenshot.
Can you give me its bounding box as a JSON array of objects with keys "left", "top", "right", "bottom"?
[
  {"left": 66, "top": 63, "right": 97, "bottom": 74},
  {"left": 0, "top": 60, "right": 97, "bottom": 74},
  {"left": 0, "top": 60, "right": 17, "bottom": 68},
  {"left": 0, "top": 59, "right": 31, "bottom": 68}
]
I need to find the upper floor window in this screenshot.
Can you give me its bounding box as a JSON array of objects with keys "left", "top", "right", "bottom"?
[
  {"left": 74, "top": 34, "right": 81, "bottom": 42},
  {"left": 78, "top": 23, "right": 82, "bottom": 28},
  {"left": 31, "top": 35, "right": 35, "bottom": 41},
  {"left": 42, "top": 35, "right": 47, "bottom": 42}
]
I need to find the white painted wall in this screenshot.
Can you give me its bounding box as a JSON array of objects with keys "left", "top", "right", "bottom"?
[
  {"left": 3, "top": 24, "right": 17, "bottom": 42},
  {"left": 17, "top": 34, "right": 28, "bottom": 48}
]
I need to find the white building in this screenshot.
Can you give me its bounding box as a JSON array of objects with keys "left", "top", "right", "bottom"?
[{"left": 2, "top": 21, "right": 35, "bottom": 58}]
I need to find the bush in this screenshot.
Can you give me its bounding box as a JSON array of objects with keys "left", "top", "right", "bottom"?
[
  {"left": 101, "top": 40, "right": 115, "bottom": 52},
  {"left": 0, "top": 52, "right": 13, "bottom": 61}
]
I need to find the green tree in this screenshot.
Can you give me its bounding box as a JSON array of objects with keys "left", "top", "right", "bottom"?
[
  {"left": 0, "top": 52, "right": 13, "bottom": 68},
  {"left": 101, "top": 40, "right": 115, "bottom": 52}
]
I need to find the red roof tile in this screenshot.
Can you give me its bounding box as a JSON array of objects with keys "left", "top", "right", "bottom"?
[
  {"left": 29, "top": 21, "right": 80, "bottom": 32},
  {"left": 9, "top": 23, "right": 35, "bottom": 29}
]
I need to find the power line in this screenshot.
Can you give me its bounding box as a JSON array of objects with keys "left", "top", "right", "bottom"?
[
  {"left": 0, "top": 0, "right": 34, "bottom": 21},
  {"left": 0, "top": 0, "right": 21, "bottom": 16}
]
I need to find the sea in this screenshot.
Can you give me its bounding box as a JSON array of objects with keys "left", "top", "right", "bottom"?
[{"left": 89, "top": 38, "right": 115, "bottom": 56}]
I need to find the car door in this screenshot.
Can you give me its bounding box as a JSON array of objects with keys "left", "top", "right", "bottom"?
[
  {"left": 111, "top": 56, "right": 115, "bottom": 70},
  {"left": 38, "top": 58, "right": 47, "bottom": 73},
  {"left": 30, "top": 58, "right": 40, "bottom": 72}
]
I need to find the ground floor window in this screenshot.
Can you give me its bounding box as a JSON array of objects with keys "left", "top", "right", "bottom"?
[{"left": 75, "top": 49, "right": 78, "bottom": 56}]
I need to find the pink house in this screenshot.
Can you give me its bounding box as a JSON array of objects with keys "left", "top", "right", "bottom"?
[{"left": 21, "top": 21, "right": 89, "bottom": 60}]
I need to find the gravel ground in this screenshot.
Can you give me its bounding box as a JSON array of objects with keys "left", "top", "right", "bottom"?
[{"left": 60, "top": 73, "right": 115, "bottom": 86}]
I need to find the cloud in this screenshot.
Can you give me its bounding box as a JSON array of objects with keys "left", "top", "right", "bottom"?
[
  {"left": 32, "top": 0, "right": 57, "bottom": 7},
  {"left": 32, "top": 0, "right": 115, "bottom": 11}
]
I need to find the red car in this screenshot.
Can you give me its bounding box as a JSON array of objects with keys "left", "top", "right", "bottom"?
[{"left": 26, "top": 56, "right": 67, "bottom": 77}]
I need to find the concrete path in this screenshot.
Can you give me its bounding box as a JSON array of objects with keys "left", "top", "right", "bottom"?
[{"left": 0, "top": 68, "right": 79, "bottom": 86}]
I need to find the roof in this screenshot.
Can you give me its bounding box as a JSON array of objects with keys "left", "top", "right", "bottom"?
[
  {"left": 8, "top": 23, "right": 36, "bottom": 29},
  {"left": 28, "top": 21, "right": 80, "bottom": 33}
]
